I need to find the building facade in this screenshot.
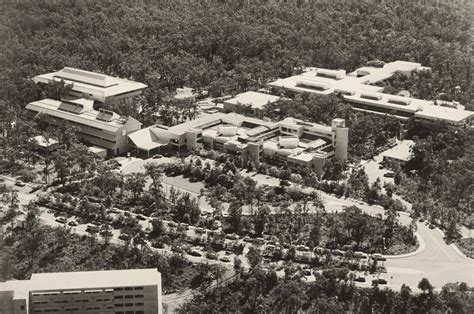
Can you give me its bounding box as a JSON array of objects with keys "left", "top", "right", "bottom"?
[
  {"left": 0, "top": 269, "right": 162, "bottom": 314},
  {"left": 128, "top": 112, "right": 348, "bottom": 175},
  {"left": 25, "top": 98, "right": 142, "bottom": 157}
]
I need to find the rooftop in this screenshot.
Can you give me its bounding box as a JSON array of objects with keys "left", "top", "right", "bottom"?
[
  {"left": 26, "top": 98, "right": 133, "bottom": 132},
  {"left": 414, "top": 105, "right": 474, "bottom": 123},
  {"left": 269, "top": 60, "right": 473, "bottom": 122},
  {"left": 33, "top": 67, "right": 147, "bottom": 99},
  {"left": 225, "top": 91, "right": 280, "bottom": 110},
  {"left": 382, "top": 140, "right": 415, "bottom": 162}
]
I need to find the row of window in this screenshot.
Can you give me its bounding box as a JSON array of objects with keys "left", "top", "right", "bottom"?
[
  {"left": 115, "top": 294, "right": 144, "bottom": 299},
  {"left": 115, "top": 311, "right": 145, "bottom": 314},
  {"left": 115, "top": 302, "right": 144, "bottom": 307},
  {"left": 114, "top": 286, "right": 144, "bottom": 291}
]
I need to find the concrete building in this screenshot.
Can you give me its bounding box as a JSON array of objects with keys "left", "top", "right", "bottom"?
[
  {"left": 30, "top": 135, "right": 60, "bottom": 153},
  {"left": 128, "top": 112, "right": 348, "bottom": 175},
  {"left": 25, "top": 98, "right": 141, "bottom": 157},
  {"left": 0, "top": 269, "right": 162, "bottom": 314},
  {"left": 382, "top": 140, "right": 415, "bottom": 167},
  {"left": 33, "top": 67, "right": 147, "bottom": 105},
  {"left": 269, "top": 61, "right": 473, "bottom": 127},
  {"left": 223, "top": 91, "right": 280, "bottom": 114}
]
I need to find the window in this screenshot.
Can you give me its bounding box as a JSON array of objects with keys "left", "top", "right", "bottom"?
[
  {"left": 124, "top": 295, "right": 134, "bottom": 299},
  {"left": 20, "top": 305, "right": 25, "bottom": 310},
  {"left": 115, "top": 304, "right": 124, "bottom": 308},
  {"left": 114, "top": 295, "right": 124, "bottom": 299},
  {"left": 114, "top": 288, "right": 123, "bottom": 291},
  {"left": 115, "top": 312, "right": 124, "bottom": 314},
  {"left": 135, "top": 302, "right": 144, "bottom": 306},
  {"left": 135, "top": 311, "right": 145, "bottom": 314},
  {"left": 134, "top": 295, "right": 144, "bottom": 299},
  {"left": 134, "top": 287, "right": 144, "bottom": 291},
  {"left": 125, "top": 303, "right": 133, "bottom": 307},
  {"left": 124, "top": 287, "right": 133, "bottom": 291}
]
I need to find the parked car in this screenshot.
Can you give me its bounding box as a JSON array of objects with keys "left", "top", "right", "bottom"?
[
  {"left": 296, "top": 245, "right": 310, "bottom": 252},
  {"left": 123, "top": 211, "right": 131, "bottom": 217},
  {"left": 354, "top": 276, "right": 366, "bottom": 283},
  {"left": 252, "top": 238, "right": 265, "bottom": 245},
  {"left": 85, "top": 224, "right": 99, "bottom": 233},
  {"left": 372, "top": 278, "right": 387, "bottom": 285},
  {"left": 353, "top": 251, "right": 368, "bottom": 259},
  {"left": 151, "top": 240, "right": 164, "bottom": 249},
  {"left": 225, "top": 233, "right": 239, "bottom": 240},
  {"left": 242, "top": 236, "right": 253, "bottom": 243},
  {"left": 219, "top": 256, "right": 231, "bottom": 263},
  {"left": 136, "top": 214, "right": 146, "bottom": 221},
  {"left": 55, "top": 217, "right": 67, "bottom": 224},
  {"left": 118, "top": 233, "right": 131, "bottom": 241},
  {"left": 188, "top": 250, "right": 202, "bottom": 257},
  {"left": 152, "top": 154, "right": 163, "bottom": 159},
  {"left": 67, "top": 220, "right": 78, "bottom": 227},
  {"left": 332, "top": 249, "right": 345, "bottom": 256},
  {"left": 206, "top": 252, "right": 217, "bottom": 260},
  {"left": 302, "top": 270, "right": 312, "bottom": 276},
  {"left": 383, "top": 172, "right": 395, "bottom": 178},
  {"left": 15, "top": 180, "right": 26, "bottom": 187},
  {"left": 108, "top": 208, "right": 120, "bottom": 214}
]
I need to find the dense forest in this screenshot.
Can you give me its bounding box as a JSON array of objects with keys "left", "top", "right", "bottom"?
[{"left": 0, "top": 0, "right": 472, "bottom": 114}]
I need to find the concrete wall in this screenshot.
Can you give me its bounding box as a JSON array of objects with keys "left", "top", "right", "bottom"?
[{"left": 335, "top": 127, "right": 349, "bottom": 161}]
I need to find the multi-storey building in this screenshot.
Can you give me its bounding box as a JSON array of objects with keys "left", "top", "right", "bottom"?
[
  {"left": 128, "top": 112, "right": 348, "bottom": 175},
  {"left": 33, "top": 67, "right": 147, "bottom": 105},
  {"left": 0, "top": 269, "right": 162, "bottom": 314},
  {"left": 25, "top": 98, "right": 142, "bottom": 156},
  {"left": 269, "top": 60, "right": 473, "bottom": 127}
]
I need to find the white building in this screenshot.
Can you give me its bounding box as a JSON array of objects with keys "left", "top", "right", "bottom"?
[
  {"left": 223, "top": 91, "right": 281, "bottom": 114},
  {"left": 128, "top": 112, "right": 348, "bottom": 175},
  {"left": 0, "top": 269, "right": 162, "bottom": 314},
  {"left": 25, "top": 98, "right": 142, "bottom": 156},
  {"left": 33, "top": 67, "right": 147, "bottom": 104},
  {"left": 269, "top": 61, "right": 473, "bottom": 126}
]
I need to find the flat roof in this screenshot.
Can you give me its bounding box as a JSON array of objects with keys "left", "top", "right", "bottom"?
[
  {"left": 1, "top": 269, "right": 160, "bottom": 301},
  {"left": 26, "top": 98, "right": 130, "bottom": 132},
  {"left": 30, "top": 269, "right": 161, "bottom": 290},
  {"left": 225, "top": 91, "right": 280, "bottom": 109},
  {"left": 33, "top": 67, "right": 147, "bottom": 99},
  {"left": 382, "top": 140, "right": 415, "bottom": 162},
  {"left": 414, "top": 105, "right": 474, "bottom": 122},
  {"left": 268, "top": 60, "right": 474, "bottom": 124}
]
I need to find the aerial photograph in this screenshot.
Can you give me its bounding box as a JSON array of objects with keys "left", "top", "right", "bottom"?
[{"left": 0, "top": 0, "right": 473, "bottom": 313}]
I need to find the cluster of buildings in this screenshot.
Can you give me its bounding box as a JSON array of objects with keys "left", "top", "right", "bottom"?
[
  {"left": 269, "top": 61, "right": 473, "bottom": 127},
  {"left": 0, "top": 269, "right": 162, "bottom": 314},
  {"left": 23, "top": 60, "right": 472, "bottom": 174},
  {"left": 129, "top": 112, "right": 348, "bottom": 174}
]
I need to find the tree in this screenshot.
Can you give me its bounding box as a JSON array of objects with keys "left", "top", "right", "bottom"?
[
  {"left": 174, "top": 193, "right": 200, "bottom": 224},
  {"left": 418, "top": 278, "right": 434, "bottom": 294},
  {"left": 99, "top": 223, "right": 113, "bottom": 245},
  {"left": 144, "top": 163, "right": 163, "bottom": 198},
  {"left": 124, "top": 173, "right": 146, "bottom": 202},
  {"left": 247, "top": 246, "right": 262, "bottom": 269},
  {"left": 150, "top": 218, "right": 166, "bottom": 239},
  {"left": 228, "top": 201, "right": 243, "bottom": 233}
]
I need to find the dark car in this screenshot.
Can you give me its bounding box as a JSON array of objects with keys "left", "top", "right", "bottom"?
[
  {"left": 206, "top": 252, "right": 217, "bottom": 260},
  {"left": 219, "top": 256, "right": 231, "bottom": 263},
  {"left": 67, "top": 221, "right": 78, "bottom": 227},
  {"left": 123, "top": 211, "right": 131, "bottom": 217},
  {"left": 354, "top": 276, "right": 366, "bottom": 283},
  {"left": 188, "top": 250, "right": 202, "bottom": 257},
  {"left": 372, "top": 278, "right": 387, "bottom": 285},
  {"left": 151, "top": 240, "right": 164, "bottom": 249},
  {"left": 55, "top": 217, "right": 67, "bottom": 224},
  {"left": 118, "top": 234, "right": 131, "bottom": 241},
  {"left": 383, "top": 172, "right": 395, "bottom": 178},
  {"left": 136, "top": 214, "right": 146, "bottom": 221}
]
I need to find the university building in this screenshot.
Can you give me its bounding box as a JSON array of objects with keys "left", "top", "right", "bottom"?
[
  {"left": 33, "top": 67, "right": 147, "bottom": 105},
  {"left": 0, "top": 269, "right": 162, "bottom": 314},
  {"left": 128, "top": 112, "right": 348, "bottom": 175},
  {"left": 269, "top": 60, "right": 473, "bottom": 127},
  {"left": 25, "top": 98, "right": 142, "bottom": 157}
]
